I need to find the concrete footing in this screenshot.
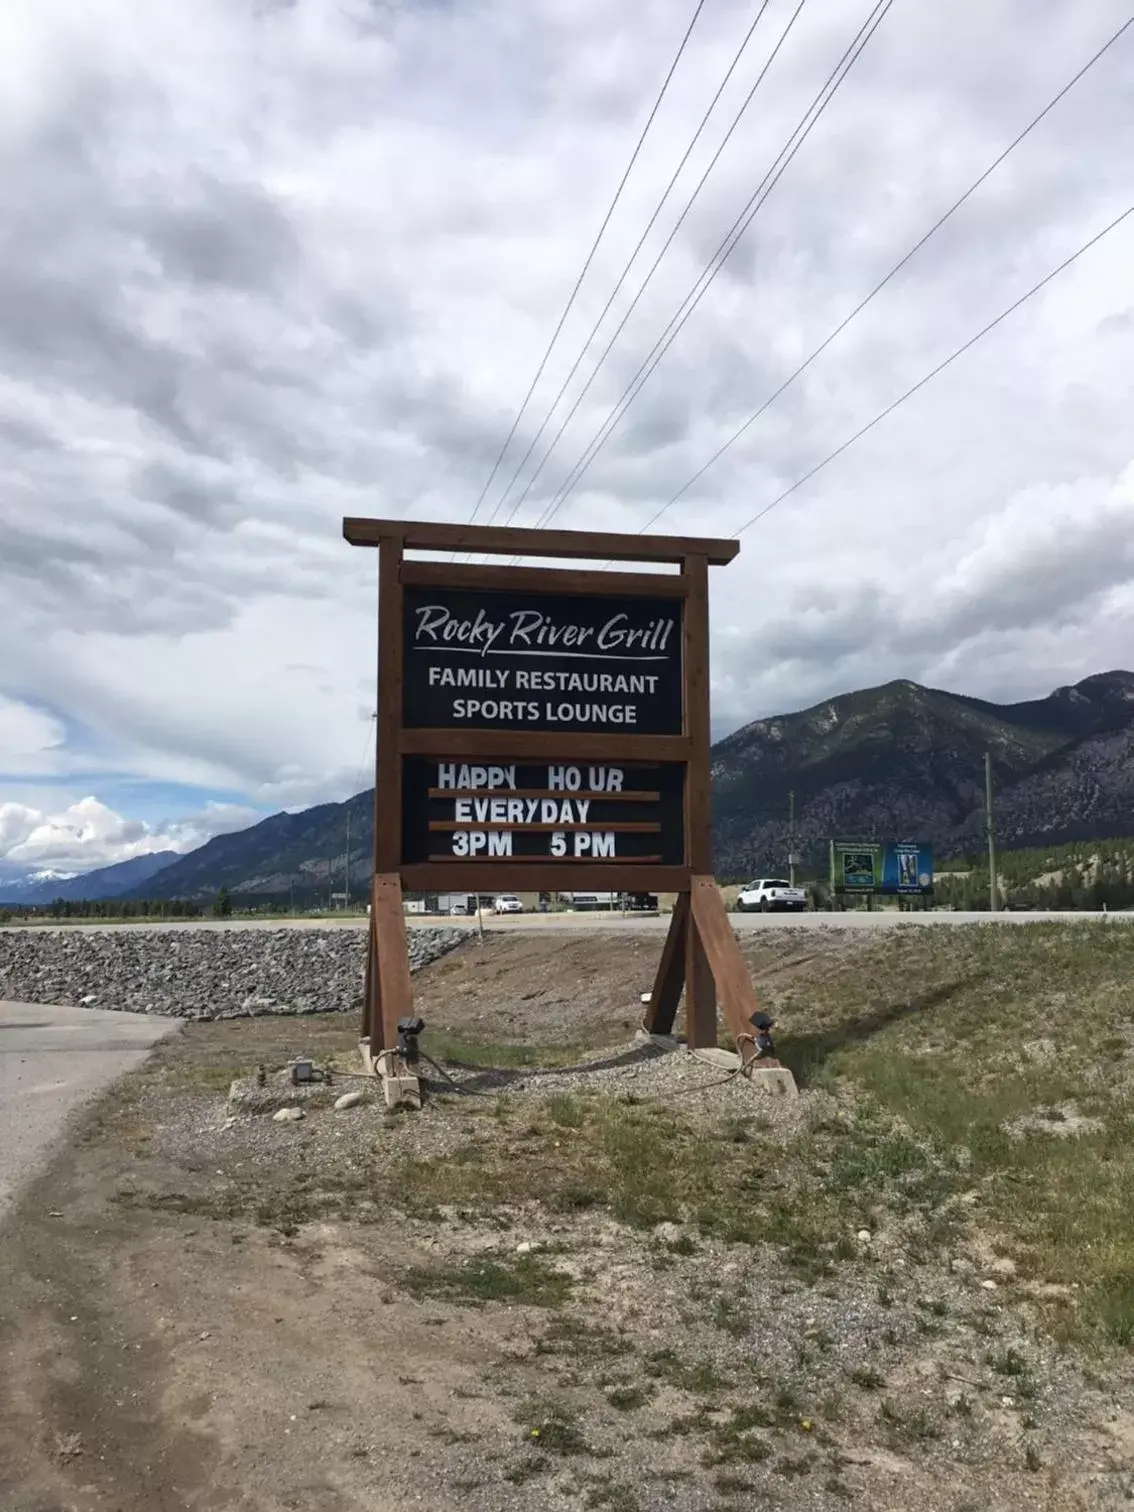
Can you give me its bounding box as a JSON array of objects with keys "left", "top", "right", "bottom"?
[
  {"left": 633, "top": 1029, "right": 799, "bottom": 1097},
  {"left": 380, "top": 1074, "right": 422, "bottom": 1111},
  {"left": 359, "top": 1040, "right": 422, "bottom": 1110},
  {"left": 743, "top": 1065, "right": 799, "bottom": 1097},
  {"left": 634, "top": 1029, "right": 680, "bottom": 1052}
]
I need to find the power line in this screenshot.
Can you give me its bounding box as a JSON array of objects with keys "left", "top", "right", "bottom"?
[
  {"left": 526, "top": 0, "right": 895, "bottom": 540},
  {"left": 464, "top": 0, "right": 710, "bottom": 535},
  {"left": 637, "top": 13, "right": 1134, "bottom": 534},
  {"left": 482, "top": 0, "right": 789, "bottom": 529},
  {"left": 729, "top": 202, "right": 1134, "bottom": 536}
]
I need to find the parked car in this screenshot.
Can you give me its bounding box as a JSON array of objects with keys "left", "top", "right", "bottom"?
[
  {"left": 735, "top": 878, "right": 807, "bottom": 913},
  {"left": 493, "top": 895, "right": 524, "bottom": 915},
  {"left": 621, "top": 892, "right": 659, "bottom": 912}
]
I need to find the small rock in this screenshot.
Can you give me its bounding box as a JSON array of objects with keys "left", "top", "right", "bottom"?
[
  {"left": 335, "top": 1091, "right": 366, "bottom": 1112},
  {"left": 516, "top": 1242, "right": 540, "bottom": 1256},
  {"left": 951, "top": 1257, "right": 973, "bottom": 1274},
  {"left": 273, "top": 1106, "right": 305, "bottom": 1124},
  {"left": 989, "top": 1256, "right": 1017, "bottom": 1278},
  {"left": 857, "top": 1230, "right": 872, "bottom": 1243},
  {"left": 981, "top": 1279, "right": 999, "bottom": 1291}
]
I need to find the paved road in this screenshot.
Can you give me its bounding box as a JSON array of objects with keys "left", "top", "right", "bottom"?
[
  {"left": 0, "top": 1000, "right": 179, "bottom": 1223},
  {"left": 9, "top": 909, "right": 1129, "bottom": 935},
  {"left": 419, "top": 909, "right": 1130, "bottom": 932}
]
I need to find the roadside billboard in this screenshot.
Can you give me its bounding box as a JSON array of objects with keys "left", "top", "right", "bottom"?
[{"left": 830, "top": 841, "right": 934, "bottom": 896}]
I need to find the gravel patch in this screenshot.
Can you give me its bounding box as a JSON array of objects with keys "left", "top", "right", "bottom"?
[
  {"left": 413, "top": 1038, "right": 809, "bottom": 1129},
  {"left": 0, "top": 925, "right": 465, "bottom": 1019}
]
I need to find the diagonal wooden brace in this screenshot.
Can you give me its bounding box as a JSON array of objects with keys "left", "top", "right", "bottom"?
[
  {"left": 689, "top": 876, "right": 765, "bottom": 1055},
  {"left": 642, "top": 893, "right": 688, "bottom": 1038}
]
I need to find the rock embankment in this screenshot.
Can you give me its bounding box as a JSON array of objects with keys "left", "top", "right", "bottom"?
[{"left": 0, "top": 926, "right": 465, "bottom": 1020}]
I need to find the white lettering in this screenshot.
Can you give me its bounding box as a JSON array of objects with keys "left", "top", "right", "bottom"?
[
  {"left": 573, "top": 832, "right": 616, "bottom": 858},
  {"left": 548, "top": 765, "right": 583, "bottom": 791}
]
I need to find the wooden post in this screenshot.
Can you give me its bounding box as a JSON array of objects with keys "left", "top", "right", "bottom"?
[
  {"left": 679, "top": 553, "right": 721, "bottom": 1050},
  {"left": 684, "top": 905, "right": 717, "bottom": 1049},
  {"left": 364, "top": 535, "right": 412, "bottom": 1053},
  {"left": 682, "top": 553, "right": 712, "bottom": 878},
  {"left": 361, "top": 913, "right": 376, "bottom": 1043},
  {"left": 371, "top": 873, "right": 414, "bottom": 1057}
]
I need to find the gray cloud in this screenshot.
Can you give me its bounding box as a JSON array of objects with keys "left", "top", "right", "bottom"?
[
  {"left": 0, "top": 0, "right": 1130, "bottom": 821},
  {"left": 129, "top": 173, "right": 301, "bottom": 292}
]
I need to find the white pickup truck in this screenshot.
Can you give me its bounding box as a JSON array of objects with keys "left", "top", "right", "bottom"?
[{"left": 735, "top": 878, "right": 808, "bottom": 913}]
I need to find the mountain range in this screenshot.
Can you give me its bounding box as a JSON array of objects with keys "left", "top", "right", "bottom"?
[
  {"left": 711, "top": 670, "right": 1134, "bottom": 877},
  {"left": 3, "top": 671, "right": 1132, "bottom": 904},
  {"left": 0, "top": 850, "right": 179, "bottom": 906}
]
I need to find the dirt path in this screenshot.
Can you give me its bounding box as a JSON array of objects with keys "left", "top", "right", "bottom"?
[{"left": 3, "top": 927, "right": 1133, "bottom": 1511}]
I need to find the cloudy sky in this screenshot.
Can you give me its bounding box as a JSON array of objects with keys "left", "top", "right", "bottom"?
[{"left": 2, "top": 0, "right": 1132, "bottom": 876}]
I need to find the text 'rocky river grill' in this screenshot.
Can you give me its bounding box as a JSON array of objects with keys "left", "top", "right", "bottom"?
[{"left": 411, "top": 606, "right": 677, "bottom": 658}]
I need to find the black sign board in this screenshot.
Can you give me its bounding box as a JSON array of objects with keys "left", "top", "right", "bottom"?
[
  {"left": 402, "top": 759, "right": 686, "bottom": 867},
  {"left": 402, "top": 585, "right": 683, "bottom": 734}
]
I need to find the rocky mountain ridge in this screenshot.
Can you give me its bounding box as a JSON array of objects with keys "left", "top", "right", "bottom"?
[{"left": 6, "top": 672, "right": 1131, "bottom": 902}]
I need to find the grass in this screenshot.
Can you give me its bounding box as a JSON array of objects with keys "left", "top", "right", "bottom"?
[
  {"left": 644, "top": 1350, "right": 732, "bottom": 1395},
  {"left": 701, "top": 1405, "right": 775, "bottom": 1467},
  {"left": 605, "top": 1385, "right": 651, "bottom": 1412},
  {"left": 382, "top": 925, "right": 1134, "bottom": 1346},
  {"left": 118, "top": 919, "right": 1134, "bottom": 1361},
  {"left": 878, "top": 1399, "right": 941, "bottom": 1444},
  {"left": 581, "top": 1478, "right": 641, "bottom": 1512},
  {"left": 776, "top": 923, "right": 1134, "bottom": 1344},
  {"left": 515, "top": 1399, "right": 589, "bottom": 1458},
  {"left": 535, "top": 1317, "right": 634, "bottom": 1362},
  {"left": 987, "top": 1347, "right": 1028, "bottom": 1379},
  {"left": 403, "top": 1254, "right": 573, "bottom": 1309}
]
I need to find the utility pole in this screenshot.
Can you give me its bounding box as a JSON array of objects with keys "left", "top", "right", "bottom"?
[
  {"left": 788, "top": 790, "right": 796, "bottom": 887},
  {"left": 985, "top": 751, "right": 998, "bottom": 913}
]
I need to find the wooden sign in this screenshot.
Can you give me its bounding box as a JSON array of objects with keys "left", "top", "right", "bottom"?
[{"left": 344, "top": 517, "right": 769, "bottom": 1081}]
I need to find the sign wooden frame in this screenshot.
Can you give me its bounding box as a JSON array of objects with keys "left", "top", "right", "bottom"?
[{"left": 344, "top": 516, "right": 766, "bottom": 1069}]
